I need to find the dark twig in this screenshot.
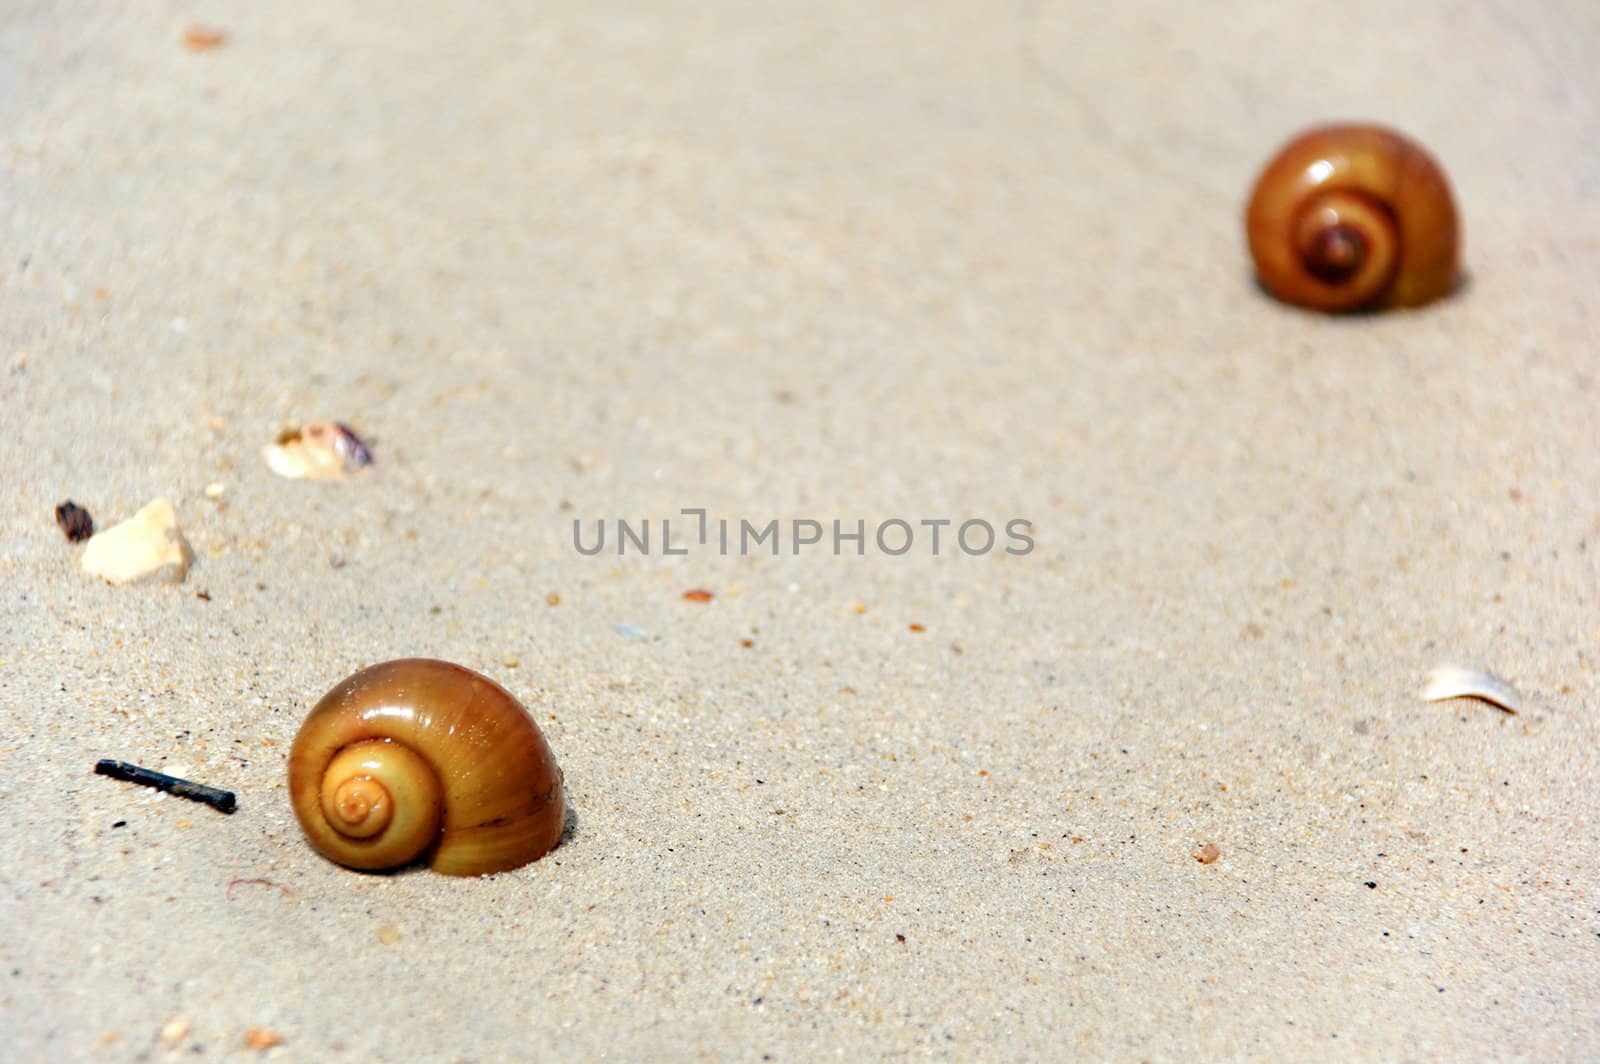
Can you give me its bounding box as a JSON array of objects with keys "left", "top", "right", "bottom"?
[{"left": 93, "top": 759, "right": 237, "bottom": 813}]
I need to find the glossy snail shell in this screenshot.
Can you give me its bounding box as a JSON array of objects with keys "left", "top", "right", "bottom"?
[
  {"left": 288, "top": 659, "right": 566, "bottom": 875},
  {"left": 1245, "top": 123, "right": 1460, "bottom": 312}
]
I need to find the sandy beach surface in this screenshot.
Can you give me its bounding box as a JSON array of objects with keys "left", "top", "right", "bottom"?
[{"left": 3, "top": 1, "right": 1598, "bottom": 1059}]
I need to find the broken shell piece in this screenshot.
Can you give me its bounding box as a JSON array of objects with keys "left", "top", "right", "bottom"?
[
  {"left": 55, "top": 500, "right": 95, "bottom": 542},
  {"left": 160, "top": 1018, "right": 189, "bottom": 1046},
  {"left": 262, "top": 421, "right": 373, "bottom": 481},
  {"left": 181, "top": 25, "right": 228, "bottom": 51},
  {"left": 80, "top": 498, "right": 193, "bottom": 585},
  {"left": 242, "top": 1026, "right": 283, "bottom": 1051},
  {"left": 1419, "top": 665, "right": 1521, "bottom": 714}
]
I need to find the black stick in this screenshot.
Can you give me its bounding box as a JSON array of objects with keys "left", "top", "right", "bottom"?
[{"left": 94, "top": 759, "right": 237, "bottom": 814}]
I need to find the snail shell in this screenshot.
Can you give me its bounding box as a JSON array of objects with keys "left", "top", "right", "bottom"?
[
  {"left": 1245, "top": 123, "right": 1460, "bottom": 312},
  {"left": 288, "top": 659, "right": 566, "bottom": 875}
]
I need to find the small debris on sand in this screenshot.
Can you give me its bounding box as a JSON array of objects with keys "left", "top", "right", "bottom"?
[
  {"left": 376, "top": 924, "right": 401, "bottom": 945},
  {"left": 613, "top": 622, "right": 648, "bottom": 641},
  {"left": 55, "top": 500, "right": 94, "bottom": 542},
  {"left": 80, "top": 498, "right": 192, "bottom": 584},
  {"left": 160, "top": 1018, "right": 189, "bottom": 1046},
  {"left": 682, "top": 588, "right": 714, "bottom": 602},
  {"left": 262, "top": 421, "right": 374, "bottom": 480},
  {"left": 243, "top": 1026, "right": 283, "bottom": 1051},
  {"left": 226, "top": 877, "right": 291, "bottom": 900},
  {"left": 1419, "top": 664, "right": 1521, "bottom": 714},
  {"left": 1194, "top": 843, "right": 1221, "bottom": 864},
  {"left": 181, "top": 25, "right": 228, "bottom": 51}
]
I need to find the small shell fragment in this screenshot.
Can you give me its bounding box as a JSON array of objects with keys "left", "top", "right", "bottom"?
[
  {"left": 80, "top": 498, "right": 193, "bottom": 585},
  {"left": 242, "top": 1026, "right": 283, "bottom": 1051},
  {"left": 181, "top": 25, "right": 228, "bottom": 51},
  {"left": 1419, "top": 665, "right": 1521, "bottom": 714},
  {"left": 262, "top": 421, "right": 374, "bottom": 481},
  {"left": 55, "top": 500, "right": 95, "bottom": 542},
  {"left": 160, "top": 1018, "right": 189, "bottom": 1046}
]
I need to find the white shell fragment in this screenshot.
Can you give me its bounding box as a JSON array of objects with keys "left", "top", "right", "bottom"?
[
  {"left": 262, "top": 421, "right": 374, "bottom": 481},
  {"left": 80, "top": 497, "right": 193, "bottom": 585},
  {"left": 1419, "top": 665, "right": 1521, "bottom": 714}
]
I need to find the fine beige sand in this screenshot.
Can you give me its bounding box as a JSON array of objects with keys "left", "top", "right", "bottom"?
[{"left": 3, "top": 2, "right": 1598, "bottom": 1059}]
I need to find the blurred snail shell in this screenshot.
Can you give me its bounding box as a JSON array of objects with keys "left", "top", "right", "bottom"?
[
  {"left": 288, "top": 659, "right": 566, "bottom": 875},
  {"left": 1245, "top": 123, "right": 1460, "bottom": 312}
]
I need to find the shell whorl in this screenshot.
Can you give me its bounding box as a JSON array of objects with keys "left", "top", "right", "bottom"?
[
  {"left": 288, "top": 659, "right": 566, "bottom": 876},
  {"left": 1245, "top": 124, "right": 1459, "bottom": 312},
  {"left": 312, "top": 739, "right": 444, "bottom": 869}
]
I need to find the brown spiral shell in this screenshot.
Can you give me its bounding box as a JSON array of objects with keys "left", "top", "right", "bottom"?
[
  {"left": 1245, "top": 123, "right": 1460, "bottom": 312},
  {"left": 288, "top": 659, "right": 566, "bottom": 875}
]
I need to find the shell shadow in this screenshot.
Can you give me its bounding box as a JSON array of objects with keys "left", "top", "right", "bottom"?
[{"left": 1247, "top": 268, "right": 1472, "bottom": 316}]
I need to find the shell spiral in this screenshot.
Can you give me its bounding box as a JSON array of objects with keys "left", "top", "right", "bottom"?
[
  {"left": 288, "top": 659, "right": 566, "bottom": 875},
  {"left": 1245, "top": 124, "right": 1460, "bottom": 312}
]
